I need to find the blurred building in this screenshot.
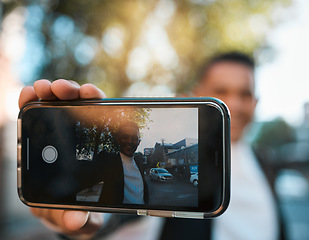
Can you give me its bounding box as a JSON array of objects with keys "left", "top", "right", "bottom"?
[
  {"left": 143, "top": 147, "right": 154, "bottom": 156},
  {"left": 275, "top": 103, "right": 309, "bottom": 164},
  {"left": 147, "top": 138, "right": 198, "bottom": 179},
  {"left": 153, "top": 138, "right": 198, "bottom": 154},
  {"left": 296, "top": 102, "right": 309, "bottom": 142}
]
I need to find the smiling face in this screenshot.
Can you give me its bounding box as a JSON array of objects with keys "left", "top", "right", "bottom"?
[
  {"left": 194, "top": 61, "right": 257, "bottom": 142},
  {"left": 116, "top": 124, "right": 141, "bottom": 157}
]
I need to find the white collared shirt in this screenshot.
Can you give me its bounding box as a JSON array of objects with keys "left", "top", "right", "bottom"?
[
  {"left": 120, "top": 153, "right": 144, "bottom": 205},
  {"left": 212, "top": 140, "right": 279, "bottom": 240},
  {"left": 104, "top": 216, "right": 164, "bottom": 240}
]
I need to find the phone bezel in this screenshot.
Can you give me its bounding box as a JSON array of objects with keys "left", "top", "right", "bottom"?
[{"left": 17, "top": 97, "right": 230, "bottom": 219}]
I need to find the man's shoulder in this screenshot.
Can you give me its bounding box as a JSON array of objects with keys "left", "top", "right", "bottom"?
[
  {"left": 93, "top": 151, "right": 123, "bottom": 176},
  {"left": 97, "top": 150, "right": 119, "bottom": 156},
  {"left": 251, "top": 144, "right": 279, "bottom": 193},
  {"left": 251, "top": 144, "right": 275, "bottom": 165},
  {"left": 96, "top": 151, "right": 121, "bottom": 163}
]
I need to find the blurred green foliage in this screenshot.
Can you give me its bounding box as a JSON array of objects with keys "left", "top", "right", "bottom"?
[
  {"left": 253, "top": 117, "right": 296, "bottom": 149},
  {"left": 2, "top": 0, "right": 291, "bottom": 97}
]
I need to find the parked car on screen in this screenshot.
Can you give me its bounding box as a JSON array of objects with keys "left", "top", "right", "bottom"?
[
  {"left": 190, "top": 172, "right": 198, "bottom": 187},
  {"left": 150, "top": 168, "right": 173, "bottom": 182}
]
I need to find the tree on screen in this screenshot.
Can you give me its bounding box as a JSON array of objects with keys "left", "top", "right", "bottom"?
[{"left": 75, "top": 107, "right": 151, "bottom": 159}]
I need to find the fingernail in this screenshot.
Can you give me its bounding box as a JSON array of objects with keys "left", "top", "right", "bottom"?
[{"left": 68, "top": 80, "right": 80, "bottom": 88}]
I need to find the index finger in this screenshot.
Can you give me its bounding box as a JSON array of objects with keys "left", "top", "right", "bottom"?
[
  {"left": 49, "top": 80, "right": 105, "bottom": 100},
  {"left": 18, "top": 86, "right": 39, "bottom": 109},
  {"left": 19, "top": 79, "right": 106, "bottom": 109},
  {"left": 19, "top": 79, "right": 80, "bottom": 109}
]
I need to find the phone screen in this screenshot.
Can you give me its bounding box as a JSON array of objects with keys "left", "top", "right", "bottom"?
[{"left": 18, "top": 99, "right": 230, "bottom": 215}]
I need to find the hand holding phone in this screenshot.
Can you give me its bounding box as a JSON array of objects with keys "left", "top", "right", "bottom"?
[
  {"left": 19, "top": 92, "right": 230, "bottom": 215},
  {"left": 19, "top": 79, "right": 105, "bottom": 237},
  {"left": 18, "top": 79, "right": 231, "bottom": 237}
]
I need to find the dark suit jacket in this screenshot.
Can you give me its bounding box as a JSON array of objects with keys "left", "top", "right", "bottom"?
[{"left": 82, "top": 151, "right": 148, "bottom": 206}]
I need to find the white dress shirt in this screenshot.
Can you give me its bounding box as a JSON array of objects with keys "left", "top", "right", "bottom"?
[
  {"left": 120, "top": 153, "right": 144, "bottom": 205},
  {"left": 104, "top": 216, "right": 164, "bottom": 240},
  {"left": 212, "top": 140, "right": 279, "bottom": 240}
]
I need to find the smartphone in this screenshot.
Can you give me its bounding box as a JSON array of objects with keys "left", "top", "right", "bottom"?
[{"left": 17, "top": 98, "right": 230, "bottom": 219}]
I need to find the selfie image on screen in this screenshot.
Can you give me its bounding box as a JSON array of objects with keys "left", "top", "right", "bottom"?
[{"left": 73, "top": 106, "right": 198, "bottom": 207}]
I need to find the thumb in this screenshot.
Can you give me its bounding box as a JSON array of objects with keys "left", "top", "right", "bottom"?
[{"left": 62, "top": 211, "right": 89, "bottom": 231}]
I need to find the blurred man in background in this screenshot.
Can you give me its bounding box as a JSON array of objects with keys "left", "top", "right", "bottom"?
[
  {"left": 18, "top": 52, "right": 285, "bottom": 240},
  {"left": 160, "top": 52, "right": 285, "bottom": 240}
]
